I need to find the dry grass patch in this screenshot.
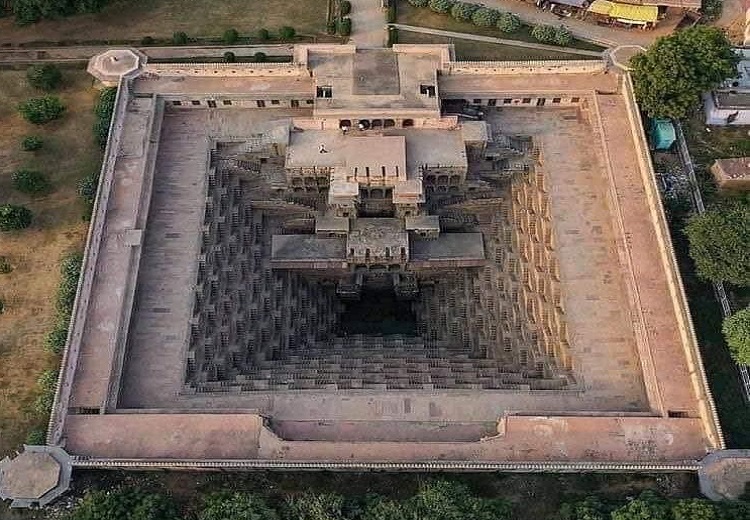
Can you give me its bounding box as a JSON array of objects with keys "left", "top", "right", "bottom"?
[
  {"left": 0, "top": 68, "right": 99, "bottom": 456},
  {"left": 0, "top": 0, "right": 327, "bottom": 44}
]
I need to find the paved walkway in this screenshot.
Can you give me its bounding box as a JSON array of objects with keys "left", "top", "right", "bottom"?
[
  {"left": 479, "top": 0, "right": 683, "bottom": 47},
  {"left": 0, "top": 44, "right": 294, "bottom": 65},
  {"left": 349, "top": 0, "right": 387, "bottom": 47},
  {"left": 391, "top": 23, "right": 604, "bottom": 57}
]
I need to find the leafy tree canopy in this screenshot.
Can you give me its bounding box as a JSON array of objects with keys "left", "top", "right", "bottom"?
[
  {"left": 450, "top": 1, "right": 478, "bottom": 21},
  {"left": 559, "top": 496, "right": 610, "bottom": 520},
  {"left": 0, "top": 204, "right": 33, "bottom": 231},
  {"left": 69, "top": 488, "right": 178, "bottom": 520},
  {"left": 496, "top": 12, "right": 521, "bottom": 33},
  {"left": 283, "top": 492, "right": 345, "bottom": 520},
  {"left": 27, "top": 64, "right": 62, "bottom": 91},
  {"left": 723, "top": 306, "right": 750, "bottom": 365},
  {"left": 12, "top": 168, "right": 50, "bottom": 195},
  {"left": 531, "top": 24, "right": 556, "bottom": 43},
  {"left": 18, "top": 95, "right": 65, "bottom": 124},
  {"left": 21, "top": 135, "right": 43, "bottom": 151},
  {"left": 199, "top": 492, "right": 279, "bottom": 520},
  {"left": 471, "top": 7, "right": 499, "bottom": 26},
  {"left": 428, "top": 0, "right": 454, "bottom": 13},
  {"left": 631, "top": 26, "right": 739, "bottom": 119},
  {"left": 611, "top": 491, "right": 672, "bottom": 520},
  {"left": 685, "top": 196, "right": 750, "bottom": 286}
]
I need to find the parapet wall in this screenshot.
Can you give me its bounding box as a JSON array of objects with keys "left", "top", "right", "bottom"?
[
  {"left": 443, "top": 60, "right": 606, "bottom": 76},
  {"left": 144, "top": 62, "right": 308, "bottom": 77}
]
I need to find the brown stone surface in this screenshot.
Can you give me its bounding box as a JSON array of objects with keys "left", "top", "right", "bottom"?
[{"left": 0, "top": 452, "right": 59, "bottom": 499}]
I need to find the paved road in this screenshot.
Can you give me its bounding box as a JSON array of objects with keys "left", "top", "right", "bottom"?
[
  {"left": 478, "top": 0, "right": 683, "bottom": 47},
  {"left": 0, "top": 44, "right": 294, "bottom": 65},
  {"left": 349, "top": 0, "right": 387, "bottom": 47},
  {"left": 391, "top": 23, "right": 604, "bottom": 56}
]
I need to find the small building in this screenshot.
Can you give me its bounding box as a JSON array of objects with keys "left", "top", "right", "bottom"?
[
  {"left": 704, "top": 48, "right": 750, "bottom": 126},
  {"left": 586, "top": 0, "right": 659, "bottom": 27},
  {"left": 648, "top": 118, "right": 676, "bottom": 150},
  {"left": 710, "top": 158, "right": 750, "bottom": 190}
]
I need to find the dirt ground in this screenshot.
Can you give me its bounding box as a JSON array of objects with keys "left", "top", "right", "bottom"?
[
  {"left": 0, "top": 68, "right": 99, "bottom": 457},
  {"left": 0, "top": 0, "right": 327, "bottom": 45}
]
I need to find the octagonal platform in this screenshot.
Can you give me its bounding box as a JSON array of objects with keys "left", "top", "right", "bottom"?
[
  {"left": 0, "top": 446, "right": 71, "bottom": 508},
  {"left": 87, "top": 48, "right": 146, "bottom": 86}
]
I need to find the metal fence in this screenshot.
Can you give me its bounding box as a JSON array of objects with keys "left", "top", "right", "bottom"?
[{"left": 674, "top": 121, "right": 750, "bottom": 402}]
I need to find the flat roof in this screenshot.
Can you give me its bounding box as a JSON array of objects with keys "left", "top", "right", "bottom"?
[
  {"left": 410, "top": 233, "right": 484, "bottom": 260},
  {"left": 271, "top": 235, "right": 346, "bottom": 261}
]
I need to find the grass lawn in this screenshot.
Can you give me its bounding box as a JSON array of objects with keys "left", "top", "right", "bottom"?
[
  {"left": 396, "top": 30, "right": 598, "bottom": 60},
  {"left": 0, "top": 0, "right": 328, "bottom": 45},
  {"left": 396, "top": 0, "right": 604, "bottom": 52},
  {"left": 0, "top": 68, "right": 99, "bottom": 457}
]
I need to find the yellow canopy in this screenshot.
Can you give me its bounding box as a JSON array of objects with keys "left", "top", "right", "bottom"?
[
  {"left": 587, "top": 0, "right": 613, "bottom": 15},
  {"left": 608, "top": 2, "right": 658, "bottom": 22}
]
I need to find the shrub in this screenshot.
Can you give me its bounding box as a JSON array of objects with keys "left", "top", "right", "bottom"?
[
  {"left": 283, "top": 492, "right": 345, "bottom": 520},
  {"left": 0, "top": 256, "right": 12, "bottom": 274},
  {"left": 26, "top": 64, "right": 62, "bottom": 91},
  {"left": 326, "top": 20, "right": 336, "bottom": 34},
  {"left": 70, "top": 488, "right": 179, "bottom": 520},
  {"left": 12, "top": 169, "right": 50, "bottom": 195},
  {"left": 18, "top": 96, "right": 65, "bottom": 125},
  {"left": 34, "top": 369, "right": 57, "bottom": 416},
  {"left": 496, "top": 12, "right": 521, "bottom": 32},
  {"left": 405, "top": 481, "right": 512, "bottom": 520},
  {"left": 723, "top": 306, "right": 750, "bottom": 365},
  {"left": 428, "top": 0, "right": 454, "bottom": 13},
  {"left": 56, "top": 252, "right": 83, "bottom": 317},
  {"left": 407, "top": 0, "right": 429, "bottom": 6},
  {"left": 199, "top": 492, "right": 278, "bottom": 520},
  {"left": 338, "top": 17, "right": 352, "bottom": 36},
  {"left": 21, "top": 135, "right": 43, "bottom": 151},
  {"left": 223, "top": 28, "right": 239, "bottom": 44},
  {"left": 26, "top": 428, "right": 46, "bottom": 445},
  {"left": 471, "top": 7, "right": 499, "bottom": 26},
  {"left": 224, "top": 51, "right": 236, "bottom": 63},
  {"left": 340, "top": 0, "right": 351, "bottom": 15},
  {"left": 257, "top": 28, "right": 270, "bottom": 40},
  {"left": 77, "top": 172, "right": 99, "bottom": 206},
  {"left": 254, "top": 51, "right": 267, "bottom": 63},
  {"left": 0, "top": 204, "right": 33, "bottom": 231},
  {"left": 140, "top": 35, "right": 155, "bottom": 45},
  {"left": 386, "top": 4, "right": 396, "bottom": 22},
  {"left": 611, "top": 491, "right": 671, "bottom": 520},
  {"left": 93, "top": 87, "right": 117, "bottom": 149},
  {"left": 45, "top": 321, "right": 70, "bottom": 354},
  {"left": 279, "top": 26, "right": 296, "bottom": 39},
  {"left": 558, "top": 496, "right": 610, "bottom": 520},
  {"left": 450, "top": 1, "right": 478, "bottom": 21},
  {"left": 553, "top": 25, "right": 573, "bottom": 46},
  {"left": 172, "top": 31, "right": 189, "bottom": 44},
  {"left": 531, "top": 24, "right": 556, "bottom": 43}
]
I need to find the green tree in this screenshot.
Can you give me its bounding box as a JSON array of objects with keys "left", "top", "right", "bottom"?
[
  {"left": 685, "top": 198, "right": 750, "bottom": 286},
  {"left": 12, "top": 169, "right": 50, "bottom": 195},
  {"left": 531, "top": 24, "right": 556, "bottom": 43},
  {"left": 199, "top": 492, "right": 278, "bottom": 520},
  {"left": 172, "top": 31, "right": 189, "bottom": 44},
  {"left": 428, "top": 0, "right": 454, "bottom": 13},
  {"left": 70, "top": 488, "right": 179, "bottom": 520},
  {"left": 450, "top": 2, "right": 478, "bottom": 21},
  {"left": 18, "top": 96, "right": 65, "bottom": 124},
  {"left": 471, "top": 7, "right": 499, "bottom": 26},
  {"left": 496, "top": 12, "right": 521, "bottom": 32},
  {"left": 672, "top": 499, "right": 719, "bottom": 520},
  {"left": 340, "top": 0, "right": 351, "bottom": 15},
  {"left": 360, "top": 498, "right": 408, "bottom": 520},
  {"left": 21, "top": 135, "right": 43, "bottom": 151},
  {"left": 33, "top": 369, "right": 57, "bottom": 415},
  {"left": 558, "top": 496, "right": 610, "bottom": 520},
  {"left": 25, "top": 428, "right": 46, "bottom": 445},
  {"left": 407, "top": 0, "right": 429, "bottom": 6},
  {"left": 553, "top": 26, "right": 572, "bottom": 46},
  {"left": 723, "top": 306, "right": 750, "bottom": 365},
  {"left": 631, "top": 26, "right": 740, "bottom": 119},
  {"left": 77, "top": 172, "right": 99, "bottom": 206},
  {"left": 26, "top": 63, "right": 62, "bottom": 91},
  {"left": 404, "top": 481, "right": 512, "bottom": 520},
  {"left": 223, "top": 28, "right": 239, "bottom": 44},
  {"left": 283, "top": 493, "right": 344, "bottom": 520},
  {"left": 0, "top": 204, "right": 33, "bottom": 231},
  {"left": 279, "top": 26, "right": 296, "bottom": 39},
  {"left": 611, "top": 491, "right": 671, "bottom": 520},
  {"left": 257, "top": 28, "right": 270, "bottom": 40}
]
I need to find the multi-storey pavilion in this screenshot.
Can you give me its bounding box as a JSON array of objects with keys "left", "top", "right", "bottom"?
[{"left": 36, "top": 45, "right": 723, "bottom": 471}]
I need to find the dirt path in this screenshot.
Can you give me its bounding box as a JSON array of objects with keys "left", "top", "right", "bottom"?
[{"left": 349, "top": 0, "right": 387, "bottom": 47}]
